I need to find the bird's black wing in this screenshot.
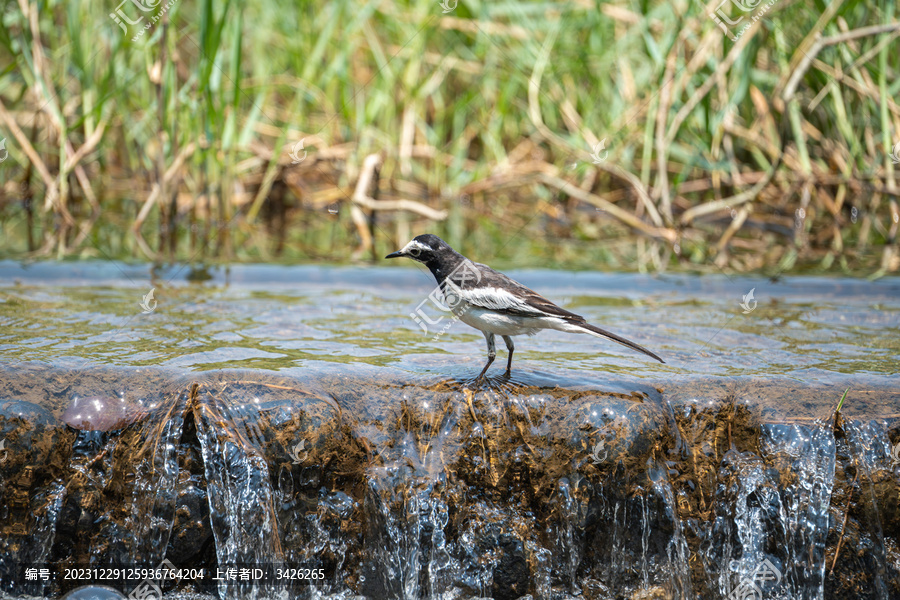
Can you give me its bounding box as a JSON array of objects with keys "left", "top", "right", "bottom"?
[{"left": 449, "top": 262, "right": 585, "bottom": 320}]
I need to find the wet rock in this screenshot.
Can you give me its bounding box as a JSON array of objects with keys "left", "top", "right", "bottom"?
[
  {"left": 491, "top": 535, "right": 529, "bottom": 600},
  {"left": 580, "top": 578, "right": 611, "bottom": 600},
  {"left": 3, "top": 365, "right": 900, "bottom": 599},
  {"left": 52, "top": 489, "right": 101, "bottom": 562},
  {"left": 629, "top": 587, "right": 669, "bottom": 599},
  {"left": 1, "top": 399, "right": 57, "bottom": 428},
  {"left": 62, "top": 395, "right": 148, "bottom": 432},
  {"left": 166, "top": 474, "right": 212, "bottom": 564},
  {"left": 167, "top": 417, "right": 213, "bottom": 565},
  {"left": 570, "top": 393, "right": 667, "bottom": 470},
  {"left": 0, "top": 400, "right": 62, "bottom": 466},
  {"left": 0, "top": 397, "right": 71, "bottom": 567}
]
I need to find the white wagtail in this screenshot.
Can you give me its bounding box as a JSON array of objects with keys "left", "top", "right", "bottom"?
[{"left": 386, "top": 234, "right": 664, "bottom": 379}]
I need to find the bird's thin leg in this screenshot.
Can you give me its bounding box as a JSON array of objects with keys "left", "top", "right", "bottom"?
[
  {"left": 476, "top": 332, "right": 496, "bottom": 380},
  {"left": 501, "top": 335, "right": 515, "bottom": 377}
]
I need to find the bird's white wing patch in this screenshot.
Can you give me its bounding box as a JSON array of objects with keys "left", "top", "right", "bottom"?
[{"left": 456, "top": 287, "right": 547, "bottom": 316}]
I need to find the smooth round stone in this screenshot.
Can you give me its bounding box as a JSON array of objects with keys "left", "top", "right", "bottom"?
[
  {"left": 61, "top": 585, "right": 126, "bottom": 599},
  {"left": 0, "top": 400, "right": 56, "bottom": 429},
  {"left": 62, "top": 395, "right": 147, "bottom": 432}
]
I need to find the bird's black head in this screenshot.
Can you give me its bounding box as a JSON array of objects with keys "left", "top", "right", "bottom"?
[{"left": 385, "top": 234, "right": 457, "bottom": 265}]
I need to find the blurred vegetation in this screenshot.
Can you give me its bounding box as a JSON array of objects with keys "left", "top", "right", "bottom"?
[{"left": 0, "top": 0, "right": 898, "bottom": 274}]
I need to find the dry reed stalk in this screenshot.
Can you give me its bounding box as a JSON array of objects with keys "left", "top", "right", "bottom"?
[{"left": 0, "top": 100, "right": 59, "bottom": 217}]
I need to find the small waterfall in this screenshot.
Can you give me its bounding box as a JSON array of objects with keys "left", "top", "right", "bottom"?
[
  {"left": 703, "top": 419, "right": 837, "bottom": 600},
  {"left": 548, "top": 477, "right": 584, "bottom": 590},
  {"left": 713, "top": 447, "right": 774, "bottom": 596},
  {"left": 2, "top": 367, "right": 899, "bottom": 599},
  {"left": 0, "top": 467, "right": 66, "bottom": 598},
  {"left": 762, "top": 421, "right": 836, "bottom": 599},
  {"left": 192, "top": 382, "right": 285, "bottom": 600},
  {"left": 829, "top": 419, "right": 893, "bottom": 600},
  {"left": 649, "top": 463, "right": 693, "bottom": 599},
  {"left": 123, "top": 385, "right": 188, "bottom": 569},
  {"left": 363, "top": 464, "right": 427, "bottom": 599},
  {"left": 0, "top": 383, "right": 187, "bottom": 598},
  {"left": 359, "top": 393, "right": 463, "bottom": 600}
]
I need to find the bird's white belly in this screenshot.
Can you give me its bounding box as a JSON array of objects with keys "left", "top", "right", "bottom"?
[{"left": 454, "top": 303, "right": 546, "bottom": 336}]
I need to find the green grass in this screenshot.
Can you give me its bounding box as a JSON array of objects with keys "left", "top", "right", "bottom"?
[{"left": 0, "top": 0, "right": 897, "bottom": 273}]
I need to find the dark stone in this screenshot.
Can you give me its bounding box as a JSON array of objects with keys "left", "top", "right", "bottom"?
[
  {"left": 491, "top": 535, "right": 530, "bottom": 600},
  {"left": 1, "top": 399, "right": 56, "bottom": 428},
  {"left": 166, "top": 472, "right": 212, "bottom": 564},
  {"left": 166, "top": 409, "right": 213, "bottom": 565}
]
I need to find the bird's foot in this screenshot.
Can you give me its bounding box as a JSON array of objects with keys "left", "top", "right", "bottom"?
[
  {"left": 472, "top": 375, "right": 488, "bottom": 388},
  {"left": 469, "top": 372, "right": 500, "bottom": 390}
]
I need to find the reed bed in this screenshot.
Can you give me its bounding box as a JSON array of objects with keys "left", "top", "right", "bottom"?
[{"left": 0, "top": 0, "right": 898, "bottom": 274}]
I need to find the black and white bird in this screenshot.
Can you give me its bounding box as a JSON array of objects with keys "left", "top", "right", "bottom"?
[{"left": 386, "top": 234, "right": 664, "bottom": 379}]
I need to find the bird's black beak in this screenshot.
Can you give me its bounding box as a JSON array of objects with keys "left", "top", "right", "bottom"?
[{"left": 385, "top": 250, "right": 405, "bottom": 259}]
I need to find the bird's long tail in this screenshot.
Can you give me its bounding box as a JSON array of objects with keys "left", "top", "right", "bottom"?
[{"left": 574, "top": 321, "right": 665, "bottom": 363}]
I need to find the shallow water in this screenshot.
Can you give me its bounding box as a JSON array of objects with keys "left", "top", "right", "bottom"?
[
  {"left": 1, "top": 261, "right": 898, "bottom": 380},
  {"left": 0, "top": 262, "right": 898, "bottom": 600}
]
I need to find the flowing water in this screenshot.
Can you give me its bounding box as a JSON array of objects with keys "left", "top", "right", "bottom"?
[{"left": 0, "top": 261, "right": 898, "bottom": 600}]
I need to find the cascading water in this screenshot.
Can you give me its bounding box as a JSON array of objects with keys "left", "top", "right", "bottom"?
[
  {"left": 1, "top": 367, "right": 898, "bottom": 600},
  {"left": 764, "top": 421, "right": 836, "bottom": 599},
  {"left": 191, "top": 382, "right": 286, "bottom": 600},
  {"left": 827, "top": 419, "right": 894, "bottom": 600}
]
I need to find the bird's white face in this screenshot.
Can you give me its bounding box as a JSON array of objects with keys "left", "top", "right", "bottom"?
[{"left": 394, "top": 239, "right": 433, "bottom": 263}]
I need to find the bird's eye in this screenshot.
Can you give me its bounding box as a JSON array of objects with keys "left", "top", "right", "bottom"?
[{"left": 409, "top": 248, "right": 421, "bottom": 257}]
